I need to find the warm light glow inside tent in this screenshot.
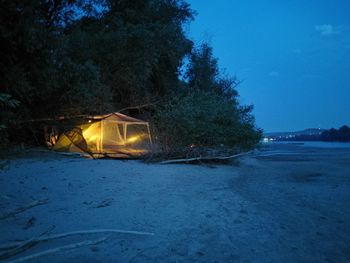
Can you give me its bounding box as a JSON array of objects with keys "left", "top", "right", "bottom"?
[{"left": 50, "top": 113, "right": 152, "bottom": 158}]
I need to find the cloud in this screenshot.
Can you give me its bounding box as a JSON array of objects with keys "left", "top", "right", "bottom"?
[
  {"left": 268, "top": 71, "right": 279, "bottom": 77},
  {"left": 314, "top": 24, "right": 340, "bottom": 36}
]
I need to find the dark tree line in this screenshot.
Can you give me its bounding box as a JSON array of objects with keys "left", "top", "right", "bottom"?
[
  {"left": 278, "top": 126, "right": 350, "bottom": 142},
  {"left": 320, "top": 126, "right": 350, "bottom": 142},
  {"left": 0, "top": 0, "right": 261, "bottom": 152}
]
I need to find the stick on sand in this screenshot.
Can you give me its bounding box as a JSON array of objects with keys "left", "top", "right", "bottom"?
[
  {"left": 0, "top": 226, "right": 55, "bottom": 260},
  {"left": 160, "top": 151, "right": 252, "bottom": 164},
  {"left": 0, "top": 199, "right": 49, "bottom": 220},
  {"left": 0, "top": 229, "right": 154, "bottom": 252},
  {"left": 7, "top": 237, "right": 107, "bottom": 263}
]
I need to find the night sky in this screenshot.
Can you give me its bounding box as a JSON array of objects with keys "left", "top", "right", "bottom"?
[{"left": 187, "top": 0, "right": 350, "bottom": 132}]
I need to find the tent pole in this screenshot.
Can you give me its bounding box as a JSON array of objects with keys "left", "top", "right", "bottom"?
[
  {"left": 124, "top": 123, "right": 127, "bottom": 144},
  {"left": 147, "top": 124, "right": 152, "bottom": 144},
  {"left": 100, "top": 120, "right": 104, "bottom": 153}
]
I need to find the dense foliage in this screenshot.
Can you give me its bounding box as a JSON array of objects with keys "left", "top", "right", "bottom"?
[
  {"left": 320, "top": 126, "right": 350, "bottom": 142},
  {"left": 1, "top": 0, "right": 261, "bottom": 153},
  {"left": 154, "top": 44, "right": 261, "bottom": 150},
  {"left": 0, "top": 93, "right": 20, "bottom": 151}
]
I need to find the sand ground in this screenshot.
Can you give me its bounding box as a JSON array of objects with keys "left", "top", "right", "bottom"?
[{"left": 0, "top": 143, "right": 349, "bottom": 262}]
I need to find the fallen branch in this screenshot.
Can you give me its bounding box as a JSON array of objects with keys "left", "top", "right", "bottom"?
[
  {"left": 54, "top": 151, "right": 85, "bottom": 157},
  {"left": 160, "top": 151, "right": 252, "bottom": 165},
  {"left": 24, "top": 114, "right": 89, "bottom": 123},
  {"left": 0, "top": 226, "right": 55, "bottom": 260},
  {"left": 0, "top": 228, "right": 154, "bottom": 252},
  {"left": 0, "top": 199, "right": 48, "bottom": 220},
  {"left": 117, "top": 102, "right": 158, "bottom": 113},
  {"left": 7, "top": 237, "right": 107, "bottom": 263}
]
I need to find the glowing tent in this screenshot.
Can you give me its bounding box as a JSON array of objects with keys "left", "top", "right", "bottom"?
[{"left": 49, "top": 112, "right": 152, "bottom": 158}]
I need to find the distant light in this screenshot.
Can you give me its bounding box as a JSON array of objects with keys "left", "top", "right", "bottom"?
[
  {"left": 88, "top": 120, "right": 92, "bottom": 123},
  {"left": 263, "top": 138, "right": 269, "bottom": 143}
]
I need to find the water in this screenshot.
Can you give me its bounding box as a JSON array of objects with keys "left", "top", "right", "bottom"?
[{"left": 274, "top": 141, "right": 350, "bottom": 148}]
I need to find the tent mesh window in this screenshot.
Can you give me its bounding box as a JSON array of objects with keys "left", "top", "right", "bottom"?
[
  {"left": 125, "top": 124, "right": 151, "bottom": 149},
  {"left": 101, "top": 120, "right": 125, "bottom": 152}
]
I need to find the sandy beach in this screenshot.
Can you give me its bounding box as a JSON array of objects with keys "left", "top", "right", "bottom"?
[{"left": 1, "top": 143, "right": 350, "bottom": 262}]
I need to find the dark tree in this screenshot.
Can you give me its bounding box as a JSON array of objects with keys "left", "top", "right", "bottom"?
[{"left": 0, "top": 0, "right": 261, "bottom": 153}]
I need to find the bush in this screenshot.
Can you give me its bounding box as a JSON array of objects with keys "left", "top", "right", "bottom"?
[
  {"left": 0, "top": 93, "right": 20, "bottom": 153},
  {"left": 153, "top": 90, "right": 261, "bottom": 156}
]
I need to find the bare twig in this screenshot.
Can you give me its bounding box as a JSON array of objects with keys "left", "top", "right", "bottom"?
[
  {"left": 117, "top": 102, "right": 158, "bottom": 113},
  {"left": 0, "top": 229, "right": 154, "bottom": 252},
  {"left": 160, "top": 151, "right": 252, "bottom": 164},
  {"left": 22, "top": 102, "right": 157, "bottom": 123},
  {"left": 0, "top": 199, "right": 49, "bottom": 220},
  {"left": 7, "top": 237, "right": 107, "bottom": 263}
]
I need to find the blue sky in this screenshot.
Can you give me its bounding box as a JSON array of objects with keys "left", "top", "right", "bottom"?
[{"left": 187, "top": 0, "right": 350, "bottom": 132}]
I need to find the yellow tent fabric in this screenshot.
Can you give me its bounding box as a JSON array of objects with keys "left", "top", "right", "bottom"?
[
  {"left": 52, "top": 134, "right": 84, "bottom": 152},
  {"left": 51, "top": 113, "right": 152, "bottom": 158}
]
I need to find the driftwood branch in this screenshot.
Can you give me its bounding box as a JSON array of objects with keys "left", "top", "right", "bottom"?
[
  {"left": 54, "top": 151, "right": 85, "bottom": 157},
  {"left": 23, "top": 103, "right": 157, "bottom": 123},
  {"left": 0, "top": 229, "right": 154, "bottom": 252},
  {"left": 0, "top": 226, "right": 55, "bottom": 260},
  {"left": 0, "top": 199, "right": 48, "bottom": 220},
  {"left": 7, "top": 237, "right": 107, "bottom": 263},
  {"left": 25, "top": 114, "right": 89, "bottom": 123},
  {"left": 160, "top": 151, "right": 252, "bottom": 165}
]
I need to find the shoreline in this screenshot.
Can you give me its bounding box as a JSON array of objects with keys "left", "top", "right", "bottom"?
[{"left": 1, "top": 143, "right": 349, "bottom": 262}]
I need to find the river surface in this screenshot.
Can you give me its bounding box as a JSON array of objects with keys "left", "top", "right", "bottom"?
[{"left": 270, "top": 141, "right": 350, "bottom": 148}]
